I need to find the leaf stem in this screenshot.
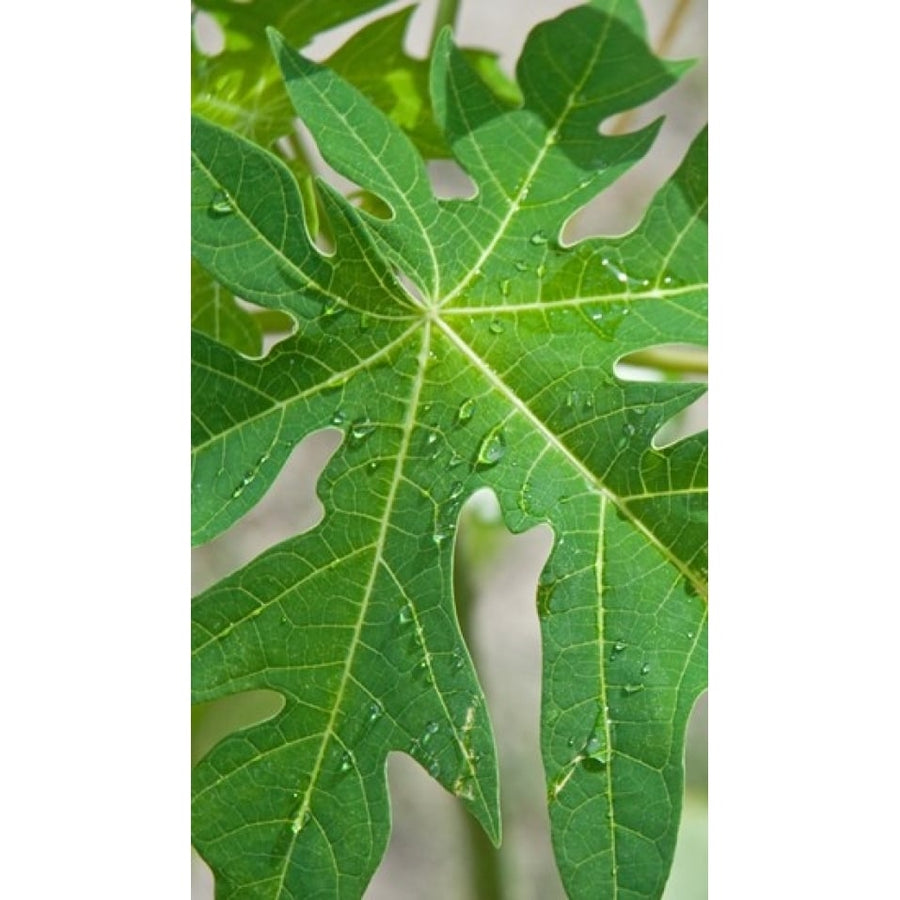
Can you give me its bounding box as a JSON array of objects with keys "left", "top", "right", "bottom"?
[
  {"left": 454, "top": 518, "right": 505, "bottom": 900},
  {"left": 656, "top": 0, "right": 695, "bottom": 59},
  {"left": 430, "top": 0, "right": 462, "bottom": 54}
]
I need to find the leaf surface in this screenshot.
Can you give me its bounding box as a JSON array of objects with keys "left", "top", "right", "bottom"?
[{"left": 191, "top": 3, "right": 707, "bottom": 898}]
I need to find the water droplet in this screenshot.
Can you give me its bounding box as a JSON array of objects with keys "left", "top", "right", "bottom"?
[
  {"left": 537, "top": 571, "right": 556, "bottom": 617},
  {"left": 428, "top": 760, "right": 441, "bottom": 777},
  {"left": 489, "top": 318, "right": 505, "bottom": 334},
  {"left": 425, "top": 721, "right": 440, "bottom": 735},
  {"left": 476, "top": 424, "right": 507, "bottom": 467},
  {"left": 415, "top": 660, "right": 433, "bottom": 683},
  {"left": 399, "top": 604, "right": 413, "bottom": 625},
  {"left": 368, "top": 702, "right": 384, "bottom": 723},
  {"left": 291, "top": 809, "right": 311, "bottom": 833},
  {"left": 588, "top": 302, "right": 630, "bottom": 340},
  {"left": 663, "top": 276, "right": 673, "bottom": 285},
  {"left": 566, "top": 736, "right": 575, "bottom": 747},
  {"left": 451, "top": 647, "right": 465, "bottom": 670},
  {"left": 339, "top": 752, "right": 353, "bottom": 772},
  {"left": 514, "top": 260, "right": 528, "bottom": 272},
  {"left": 585, "top": 732, "right": 604, "bottom": 756},
  {"left": 623, "top": 683, "right": 645, "bottom": 695},
  {"left": 454, "top": 775, "right": 474, "bottom": 799},
  {"left": 687, "top": 631, "right": 695, "bottom": 639},
  {"left": 566, "top": 390, "right": 578, "bottom": 408},
  {"left": 622, "top": 423, "right": 636, "bottom": 438},
  {"left": 367, "top": 460, "right": 379, "bottom": 473},
  {"left": 448, "top": 453, "right": 465, "bottom": 468},
  {"left": 359, "top": 314, "right": 371, "bottom": 330},
  {"left": 530, "top": 230, "right": 548, "bottom": 245},
  {"left": 426, "top": 430, "right": 438, "bottom": 445},
  {"left": 500, "top": 278, "right": 510, "bottom": 296},
  {"left": 321, "top": 297, "right": 343, "bottom": 317},
  {"left": 612, "top": 640, "right": 626, "bottom": 653},
  {"left": 210, "top": 190, "right": 234, "bottom": 215},
  {"left": 449, "top": 480, "right": 465, "bottom": 500},
  {"left": 350, "top": 418, "right": 375, "bottom": 443},
  {"left": 633, "top": 406, "right": 646, "bottom": 416},
  {"left": 432, "top": 523, "right": 454, "bottom": 545},
  {"left": 331, "top": 409, "right": 347, "bottom": 426},
  {"left": 640, "top": 663, "right": 651, "bottom": 675},
  {"left": 536, "top": 263, "right": 546, "bottom": 278}
]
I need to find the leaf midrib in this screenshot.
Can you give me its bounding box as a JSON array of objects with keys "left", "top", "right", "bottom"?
[
  {"left": 190, "top": 322, "right": 420, "bottom": 456},
  {"left": 270, "top": 322, "right": 432, "bottom": 898},
  {"left": 436, "top": 7, "right": 617, "bottom": 309}
]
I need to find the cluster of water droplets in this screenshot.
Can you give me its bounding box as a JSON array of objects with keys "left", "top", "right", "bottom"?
[{"left": 230, "top": 451, "right": 270, "bottom": 499}]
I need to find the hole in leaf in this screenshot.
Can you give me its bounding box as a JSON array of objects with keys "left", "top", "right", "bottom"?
[
  {"left": 192, "top": 10, "right": 225, "bottom": 57},
  {"left": 191, "top": 849, "right": 214, "bottom": 899},
  {"left": 664, "top": 690, "right": 708, "bottom": 894},
  {"left": 684, "top": 690, "right": 708, "bottom": 795},
  {"left": 615, "top": 343, "right": 707, "bottom": 383},
  {"left": 229, "top": 296, "right": 297, "bottom": 354},
  {"left": 290, "top": 119, "right": 392, "bottom": 248},
  {"left": 191, "top": 429, "right": 343, "bottom": 592},
  {"left": 191, "top": 689, "right": 286, "bottom": 765},
  {"left": 426, "top": 159, "right": 478, "bottom": 200},
  {"left": 395, "top": 270, "right": 425, "bottom": 306},
  {"left": 367, "top": 752, "right": 472, "bottom": 898},
  {"left": 652, "top": 391, "right": 707, "bottom": 450}
]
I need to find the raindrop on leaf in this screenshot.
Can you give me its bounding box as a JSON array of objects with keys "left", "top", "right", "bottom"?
[{"left": 476, "top": 424, "right": 507, "bottom": 467}]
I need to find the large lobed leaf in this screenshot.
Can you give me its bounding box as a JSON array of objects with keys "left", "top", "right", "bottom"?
[{"left": 191, "top": 2, "right": 707, "bottom": 898}]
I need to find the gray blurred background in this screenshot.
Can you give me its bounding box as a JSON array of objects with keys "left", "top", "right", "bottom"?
[{"left": 192, "top": 1, "right": 707, "bottom": 896}]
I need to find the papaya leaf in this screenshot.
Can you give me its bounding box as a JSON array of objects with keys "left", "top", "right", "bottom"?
[
  {"left": 324, "top": 6, "right": 521, "bottom": 159},
  {"left": 191, "top": 3, "right": 707, "bottom": 898},
  {"left": 191, "top": 259, "right": 264, "bottom": 357}
]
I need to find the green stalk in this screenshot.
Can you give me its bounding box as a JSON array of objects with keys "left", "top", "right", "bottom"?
[
  {"left": 656, "top": 0, "right": 695, "bottom": 58},
  {"left": 454, "top": 516, "right": 505, "bottom": 900},
  {"left": 430, "top": 0, "right": 462, "bottom": 53}
]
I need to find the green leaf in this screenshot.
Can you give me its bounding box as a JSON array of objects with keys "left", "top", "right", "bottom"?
[
  {"left": 192, "top": 0, "right": 395, "bottom": 148},
  {"left": 191, "top": 3, "right": 707, "bottom": 898},
  {"left": 191, "top": 259, "right": 264, "bottom": 357},
  {"left": 325, "top": 6, "right": 521, "bottom": 159}
]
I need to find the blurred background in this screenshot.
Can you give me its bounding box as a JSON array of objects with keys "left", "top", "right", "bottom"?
[{"left": 192, "top": 1, "right": 707, "bottom": 896}]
